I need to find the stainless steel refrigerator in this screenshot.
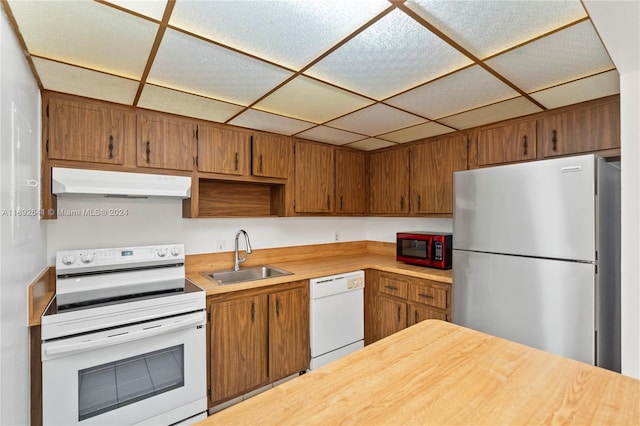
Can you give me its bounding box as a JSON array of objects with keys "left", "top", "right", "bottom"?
[{"left": 452, "top": 154, "right": 620, "bottom": 372}]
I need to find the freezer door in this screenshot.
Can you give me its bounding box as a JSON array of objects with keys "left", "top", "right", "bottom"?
[
  {"left": 453, "top": 154, "right": 596, "bottom": 261},
  {"left": 452, "top": 250, "right": 595, "bottom": 365}
]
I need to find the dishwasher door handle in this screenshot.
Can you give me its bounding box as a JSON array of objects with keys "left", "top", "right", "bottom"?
[{"left": 44, "top": 311, "right": 204, "bottom": 357}]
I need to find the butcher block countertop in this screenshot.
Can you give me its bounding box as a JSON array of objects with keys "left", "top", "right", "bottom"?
[
  {"left": 201, "top": 320, "right": 640, "bottom": 425},
  {"left": 186, "top": 241, "right": 452, "bottom": 296}
]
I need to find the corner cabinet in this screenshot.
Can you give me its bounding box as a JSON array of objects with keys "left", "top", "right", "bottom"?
[
  {"left": 335, "top": 149, "right": 366, "bottom": 214},
  {"left": 207, "top": 281, "right": 309, "bottom": 408},
  {"left": 47, "top": 95, "right": 130, "bottom": 164},
  {"left": 367, "top": 148, "right": 410, "bottom": 215},
  {"left": 136, "top": 112, "right": 196, "bottom": 171}
]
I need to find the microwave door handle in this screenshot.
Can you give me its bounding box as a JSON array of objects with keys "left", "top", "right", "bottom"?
[{"left": 44, "top": 311, "right": 204, "bottom": 357}]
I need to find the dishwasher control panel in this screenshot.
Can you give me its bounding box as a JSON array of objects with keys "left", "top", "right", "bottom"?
[{"left": 347, "top": 276, "right": 364, "bottom": 290}]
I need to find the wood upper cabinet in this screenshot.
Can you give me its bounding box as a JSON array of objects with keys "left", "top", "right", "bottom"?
[
  {"left": 294, "top": 140, "right": 335, "bottom": 213},
  {"left": 268, "top": 285, "right": 310, "bottom": 381},
  {"left": 48, "top": 96, "right": 127, "bottom": 164},
  {"left": 137, "top": 113, "right": 195, "bottom": 171},
  {"left": 253, "top": 133, "right": 292, "bottom": 179},
  {"left": 477, "top": 118, "right": 537, "bottom": 166},
  {"left": 367, "top": 148, "right": 410, "bottom": 215},
  {"left": 539, "top": 96, "right": 620, "bottom": 157},
  {"left": 197, "top": 125, "right": 251, "bottom": 175},
  {"left": 209, "top": 295, "right": 269, "bottom": 405},
  {"left": 335, "top": 149, "right": 366, "bottom": 214},
  {"left": 410, "top": 135, "right": 467, "bottom": 215}
]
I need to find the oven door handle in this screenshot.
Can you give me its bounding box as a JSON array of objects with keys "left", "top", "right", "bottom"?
[{"left": 44, "top": 311, "right": 205, "bottom": 357}]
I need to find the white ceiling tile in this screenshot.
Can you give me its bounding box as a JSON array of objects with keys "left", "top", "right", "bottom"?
[
  {"left": 378, "top": 122, "right": 455, "bottom": 143},
  {"left": 346, "top": 138, "right": 396, "bottom": 151},
  {"left": 295, "top": 126, "right": 366, "bottom": 146},
  {"left": 148, "top": 29, "right": 293, "bottom": 106},
  {"left": 406, "top": 0, "right": 587, "bottom": 59},
  {"left": 229, "top": 109, "right": 315, "bottom": 136},
  {"left": 170, "top": 0, "right": 390, "bottom": 70},
  {"left": 486, "top": 21, "right": 615, "bottom": 93},
  {"left": 439, "top": 97, "right": 543, "bottom": 130},
  {"left": 8, "top": 0, "right": 157, "bottom": 79},
  {"left": 326, "top": 104, "right": 427, "bottom": 136},
  {"left": 305, "top": 9, "right": 472, "bottom": 100},
  {"left": 387, "top": 65, "right": 518, "bottom": 119},
  {"left": 530, "top": 70, "right": 620, "bottom": 109},
  {"left": 33, "top": 58, "right": 138, "bottom": 105},
  {"left": 102, "top": 0, "right": 168, "bottom": 20},
  {"left": 253, "top": 76, "right": 374, "bottom": 123},
  {"left": 138, "top": 85, "right": 245, "bottom": 123}
]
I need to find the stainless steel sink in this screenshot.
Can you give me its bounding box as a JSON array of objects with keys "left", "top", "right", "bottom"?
[{"left": 203, "top": 265, "right": 293, "bottom": 285}]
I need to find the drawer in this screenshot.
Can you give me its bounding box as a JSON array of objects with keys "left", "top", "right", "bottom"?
[
  {"left": 378, "top": 274, "right": 408, "bottom": 298},
  {"left": 408, "top": 282, "right": 448, "bottom": 310}
]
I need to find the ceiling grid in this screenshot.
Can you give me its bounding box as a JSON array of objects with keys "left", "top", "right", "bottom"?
[{"left": 3, "top": 0, "right": 619, "bottom": 151}]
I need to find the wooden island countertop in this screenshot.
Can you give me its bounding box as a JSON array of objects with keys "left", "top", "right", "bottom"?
[{"left": 200, "top": 320, "right": 639, "bottom": 425}]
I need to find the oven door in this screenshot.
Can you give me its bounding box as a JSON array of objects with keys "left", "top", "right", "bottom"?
[{"left": 41, "top": 311, "right": 207, "bottom": 426}]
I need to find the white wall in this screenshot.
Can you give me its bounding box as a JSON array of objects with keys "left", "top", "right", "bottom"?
[
  {"left": 584, "top": 0, "right": 640, "bottom": 378},
  {"left": 0, "top": 6, "right": 46, "bottom": 425},
  {"left": 45, "top": 195, "right": 451, "bottom": 261}
]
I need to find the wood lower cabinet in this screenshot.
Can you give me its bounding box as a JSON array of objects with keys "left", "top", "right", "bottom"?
[
  {"left": 47, "top": 95, "right": 128, "bottom": 164},
  {"left": 294, "top": 140, "right": 335, "bottom": 213},
  {"left": 369, "top": 271, "right": 451, "bottom": 344},
  {"left": 539, "top": 95, "right": 620, "bottom": 157},
  {"left": 197, "top": 125, "right": 251, "bottom": 175},
  {"left": 410, "top": 135, "right": 467, "bottom": 215},
  {"left": 367, "top": 148, "right": 410, "bottom": 215},
  {"left": 335, "top": 149, "right": 366, "bottom": 214},
  {"left": 207, "top": 281, "right": 309, "bottom": 407},
  {"left": 137, "top": 112, "right": 196, "bottom": 171},
  {"left": 477, "top": 118, "right": 537, "bottom": 166}
]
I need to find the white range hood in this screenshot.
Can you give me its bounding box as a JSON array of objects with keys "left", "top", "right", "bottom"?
[{"left": 51, "top": 167, "right": 191, "bottom": 198}]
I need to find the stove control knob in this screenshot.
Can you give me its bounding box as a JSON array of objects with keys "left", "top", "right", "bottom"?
[
  {"left": 61, "top": 254, "right": 76, "bottom": 265},
  {"left": 157, "top": 248, "right": 168, "bottom": 257},
  {"left": 80, "top": 253, "right": 95, "bottom": 264},
  {"left": 171, "top": 246, "right": 181, "bottom": 257}
]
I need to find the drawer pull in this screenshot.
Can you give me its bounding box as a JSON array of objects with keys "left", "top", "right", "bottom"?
[
  {"left": 414, "top": 310, "right": 418, "bottom": 324},
  {"left": 385, "top": 285, "right": 399, "bottom": 291},
  {"left": 418, "top": 293, "right": 435, "bottom": 299},
  {"left": 397, "top": 305, "right": 401, "bottom": 323}
]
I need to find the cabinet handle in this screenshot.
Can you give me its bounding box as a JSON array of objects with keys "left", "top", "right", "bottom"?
[
  {"left": 552, "top": 129, "right": 557, "bottom": 151},
  {"left": 340, "top": 195, "right": 343, "bottom": 211},
  {"left": 397, "top": 305, "right": 401, "bottom": 323},
  {"left": 327, "top": 195, "right": 331, "bottom": 210},
  {"left": 276, "top": 300, "right": 280, "bottom": 316},
  {"left": 251, "top": 302, "right": 255, "bottom": 322},
  {"left": 108, "top": 135, "right": 114, "bottom": 159},
  {"left": 414, "top": 310, "right": 418, "bottom": 324},
  {"left": 522, "top": 135, "right": 528, "bottom": 156},
  {"left": 417, "top": 195, "right": 421, "bottom": 210},
  {"left": 418, "top": 293, "right": 434, "bottom": 299},
  {"left": 400, "top": 196, "right": 405, "bottom": 211},
  {"left": 145, "top": 141, "right": 150, "bottom": 163},
  {"left": 385, "top": 285, "right": 398, "bottom": 291},
  {"left": 259, "top": 155, "right": 263, "bottom": 173},
  {"left": 234, "top": 152, "right": 239, "bottom": 171}
]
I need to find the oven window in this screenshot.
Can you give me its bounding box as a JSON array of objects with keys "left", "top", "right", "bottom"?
[
  {"left": 400, "top": 239, "right": 428, "bottom": 258},
  {"left": 78, "top": 345, "right": 184, "bottom": 421}
]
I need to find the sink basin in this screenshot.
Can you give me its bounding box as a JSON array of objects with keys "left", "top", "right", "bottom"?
[{"left": 203, "top": 265, "right": 293, "bottom": 285}]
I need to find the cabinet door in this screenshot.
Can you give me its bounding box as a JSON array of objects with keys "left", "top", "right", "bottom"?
[
  {"left": 209, "top": 295, "right": 269, "bottom": 405},
  {"left": 269, "top": 285, "right": 310, "bottom": 381},
  {"left": 477, "top": 119, "right": 536, "bottom": 166},
  {"left": 294, "top": 141, "right": 334, "bottom": 213},
  {"left": 197, "top": 125, "right": 251, "bottom": 175},
  {"left": 253, "top": 133, "right": 292, "bottom": 178},
  {"left": 540, "top": 97, "right": 620, "bottom": 157},
  {"left": 335, "top": 149, "right": 366, "bottom": 214},
  {"left": 368, "top": 148, "right": 410, "bottom": 214},
  {"left": 137, "top": 113, "right": 195, "bottom": 171},
  {"left": 48, "top": 97, "right": 125, "bottom": 164},
  {"left": 377, "top": 295, "right": 407, "bottom": 341},
  {"left": 408, "top": 304, "right": 448, "bottom": 326},
  {"left": 411, "top": 135, "right": 467, "bottom": 214}
]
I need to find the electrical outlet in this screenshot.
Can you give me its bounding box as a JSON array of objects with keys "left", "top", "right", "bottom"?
[
  {"left": 216, "top": 240, "right": 225, "bottom": 251},
  {"left": 334, "top": 231, "right": 340, "bottom": 242}
]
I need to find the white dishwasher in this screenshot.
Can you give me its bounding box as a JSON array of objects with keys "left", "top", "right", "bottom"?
[{"left": 309, "top": 270, "right": 365, "bottom": 370}]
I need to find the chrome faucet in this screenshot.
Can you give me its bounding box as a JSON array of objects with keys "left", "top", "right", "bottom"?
[{"left": 234, "top": 229, "right": 253, "bottom": 271}]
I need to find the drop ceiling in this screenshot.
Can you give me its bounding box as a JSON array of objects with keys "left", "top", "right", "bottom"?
[{"left": 4, "top": 0, "right": 619, "bottom": 151}]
